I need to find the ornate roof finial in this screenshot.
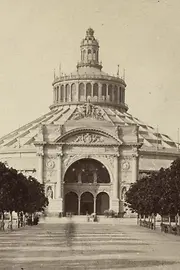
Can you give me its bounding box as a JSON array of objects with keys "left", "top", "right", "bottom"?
[
  {"left": 53, "top": 69, "right": 56, "bottom": 79},
  {"left": 86, "top": 27, "right": 94, "bottom": 37},
  {"left": 117, "top": 64, "right": 120, "bottom": 77}
]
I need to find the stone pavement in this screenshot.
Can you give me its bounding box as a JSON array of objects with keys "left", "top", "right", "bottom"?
[{"left": 0, "top": 218, "right": 180, "bottom": 269}]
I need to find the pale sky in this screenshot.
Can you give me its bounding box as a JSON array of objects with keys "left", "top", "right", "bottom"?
[{"left": 0, "top": 0, "right": 180, "bottom": 141}]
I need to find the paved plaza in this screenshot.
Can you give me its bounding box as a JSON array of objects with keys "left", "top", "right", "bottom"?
[{"left": 0, "top": 218, "right": 180, "bottom": 269}]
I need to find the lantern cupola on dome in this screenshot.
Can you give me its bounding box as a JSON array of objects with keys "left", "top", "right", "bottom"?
[{"left": 77, "top": 28, "right": 102, "bottom": 70}]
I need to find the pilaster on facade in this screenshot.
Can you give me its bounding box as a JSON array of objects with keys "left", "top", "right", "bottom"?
[
  {"left": 56, "top": 151, "right": 63, "bottom": 199},
  {"left": 36, "top": 146, "right": 44, "bottom": 184},
  {"left": 131, "top": 147, "right": 139, "bottom": 183},
  {"left": 113, "top": 154, "right": 119, "bottom": 199}
]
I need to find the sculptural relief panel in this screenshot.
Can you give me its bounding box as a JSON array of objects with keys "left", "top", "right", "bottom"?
[{"left": 71, "top": 102, "right": 105, "bottom": 121}]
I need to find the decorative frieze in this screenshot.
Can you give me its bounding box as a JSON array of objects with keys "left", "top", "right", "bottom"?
[{"left": 73, "top": 133, "right": 104, "bottom": 144}]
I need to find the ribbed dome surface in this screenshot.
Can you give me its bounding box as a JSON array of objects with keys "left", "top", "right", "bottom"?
[{"left": 0, "top": 104, "right": 177, "bottom": 152}]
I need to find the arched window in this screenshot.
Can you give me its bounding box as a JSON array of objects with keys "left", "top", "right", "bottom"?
[
  {"left": 108, "top": 85, "right": 112, "bottom": 102},
  {"left": 82, "top": 50, "right": 86, "bottom": 61},
  {"left": 54, "top": 87, "right": 56, "bottom": 102},
  {"left": 93, "top": 83, "right": 98, "bottom": 97},
  {"left": 71, "top": 83, "right": 76, "bottom": 102},
  {"left": 122, "top": 88, "right": 125, "bottom": 102},
  {"left": 114, "top": 85, "right": 118, "bottom": 103},
  {"left": 60, "top": 85, "right": 64, "bottom": 101},
  {"left": 119, "top": 87, "right": 122, "bottom": 103},
  {"left": 102, "top": 84, "right": 106, "bottom": 100},
  {"left": 88, "top": 49, "right": 92, "bottom": 61},
  {"left": 93, "top": 50, "right": 96, "bottom": 60},
  {"left": 65, "top": 84, "right": 70, "bottom": 102},
  {"left": 86, "top": 83, "right": 92, "bottom": 100},
  {"left": 79, "top": 83, "right": 85, "bottom": 101},
  {"left": 56, "top": 86, "right": 59, "bottom": 102}
]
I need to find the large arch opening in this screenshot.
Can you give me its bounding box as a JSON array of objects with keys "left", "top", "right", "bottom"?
[
  {"left": 64, "top": 192, "right": 78, "bottom": 215},
  {"left": 64, "top": 158, "right": 111, "bottom": 184},
  {"left": 96, "top": 192, "right": 109, "bottom": 215},
  {"left": 80, "top": 192, "right": 94, "bottom": 215}
]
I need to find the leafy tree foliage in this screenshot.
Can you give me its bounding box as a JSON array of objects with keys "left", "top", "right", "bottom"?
[
  {"left": 126, "top": 158, "right": 180, "bottom": 217},
  {"left": 0, "top": 162, "right": 48, "bottom": 218}
]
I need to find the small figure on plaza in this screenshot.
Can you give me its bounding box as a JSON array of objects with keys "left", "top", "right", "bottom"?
[{"left": 64, "top": 214, "right": 76, "bottom": 248}]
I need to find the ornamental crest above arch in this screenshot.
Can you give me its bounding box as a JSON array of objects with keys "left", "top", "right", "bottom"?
[
  {"left": 55, "top": 128, "right": 122, "bottom": 145},
  {"left": 70, "top": 102, "right": 105, "bottom": 121}
]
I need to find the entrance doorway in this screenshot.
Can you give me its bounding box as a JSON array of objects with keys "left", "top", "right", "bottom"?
[
  {"left": 80, "top": 192, "right": 94, "bottom": 215},
  {"left": 96, "top": 192, "right": 109, "bottom": 215},
  {"left": 64, "top": 192, "right": 78, "bottom": 215}
]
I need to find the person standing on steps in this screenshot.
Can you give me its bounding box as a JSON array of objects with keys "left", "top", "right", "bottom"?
[{"left": 64, "top": 213, "right": 76, "bottom": 249}]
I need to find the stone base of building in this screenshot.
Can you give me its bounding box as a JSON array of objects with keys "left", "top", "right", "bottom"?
[
  {"left": 111, "top": 198, "right": 120, "bottom": 213},
  {"left": 47, "top": 198, "right": 63, "bottom": 216}
]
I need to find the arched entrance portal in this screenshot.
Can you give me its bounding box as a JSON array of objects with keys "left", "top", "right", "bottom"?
[
  {"left": 96, "top": 192, "right": 109, "bottom": 215},
  {"left": 64, "top": 158, "right": 110, "bottom": 184},
  {"left": 64, "top": 192, "right": 78, "bottom": 215},
  {"left": 80, "top": 192, "right": 94, "bottom": 215}
]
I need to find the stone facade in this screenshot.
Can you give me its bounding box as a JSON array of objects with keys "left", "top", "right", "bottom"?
[{"left": 0, "top": 28, "right": 179, "bottom": 216}]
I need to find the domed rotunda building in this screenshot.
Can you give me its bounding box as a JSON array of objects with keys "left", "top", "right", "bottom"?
[{"left": 0, "top": 28, "right": 179, "bottom": 216}]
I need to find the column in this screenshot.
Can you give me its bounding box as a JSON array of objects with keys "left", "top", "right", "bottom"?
[
  {"left": 78, "top": 195, "right": 81, "bottom": 215},
  {"left": 112, "top": 85, "right": 115, "bottom": 103},
  {"left": 56, "top": 153, "right": 63, "bottom": 199},
  {"left": 117, "top": 86, "right": 120, "bottom": 104},
  {"left": 98, "top": 83, "right": 102, "bottom": 102},
  {"left": 113, "top": 155, "right": 119, "bottom": 198},
  {"left": 106, "top": 84, "right": 109, "bottom": 102},
  {"left": 94, "top": 195, "right": 96, "bottom": 213},
  {"left": 76, "top": 82, "right": 79, "bottom": 101},
  {"left": 132, "top": 152, "right": 138, "bottom": 183},
  {"left": 37, "top": 150, "right": 44, "bottom": 184}
]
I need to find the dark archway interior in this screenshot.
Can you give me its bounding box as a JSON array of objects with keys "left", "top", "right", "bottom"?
[
  {"left": 96, "top": 192, "right": 109, "bottom": 215},
  {"left": 64, "top": 158, "right": 110, "bottom": 184},
  {"left": 80, "top": 192, "right": 94, "bottom": 215},
  {"left": 64, "top": 192, "right": 78, "bottom": 215}
]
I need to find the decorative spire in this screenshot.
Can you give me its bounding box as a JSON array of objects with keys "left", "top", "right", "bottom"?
[
  {"left": 86, "top": 27, "right": 94, "bottom": 37},
  {"left": 77, "top": 28, "right": 102, "bottom": 70}
]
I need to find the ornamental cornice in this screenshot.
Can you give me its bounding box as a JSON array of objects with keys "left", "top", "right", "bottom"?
[
  {"left": 52, "top": 74, "right": 126, "bottom": 86},
  {"left": 49, "top": 102, "right": 128, "bottom": 111}
]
